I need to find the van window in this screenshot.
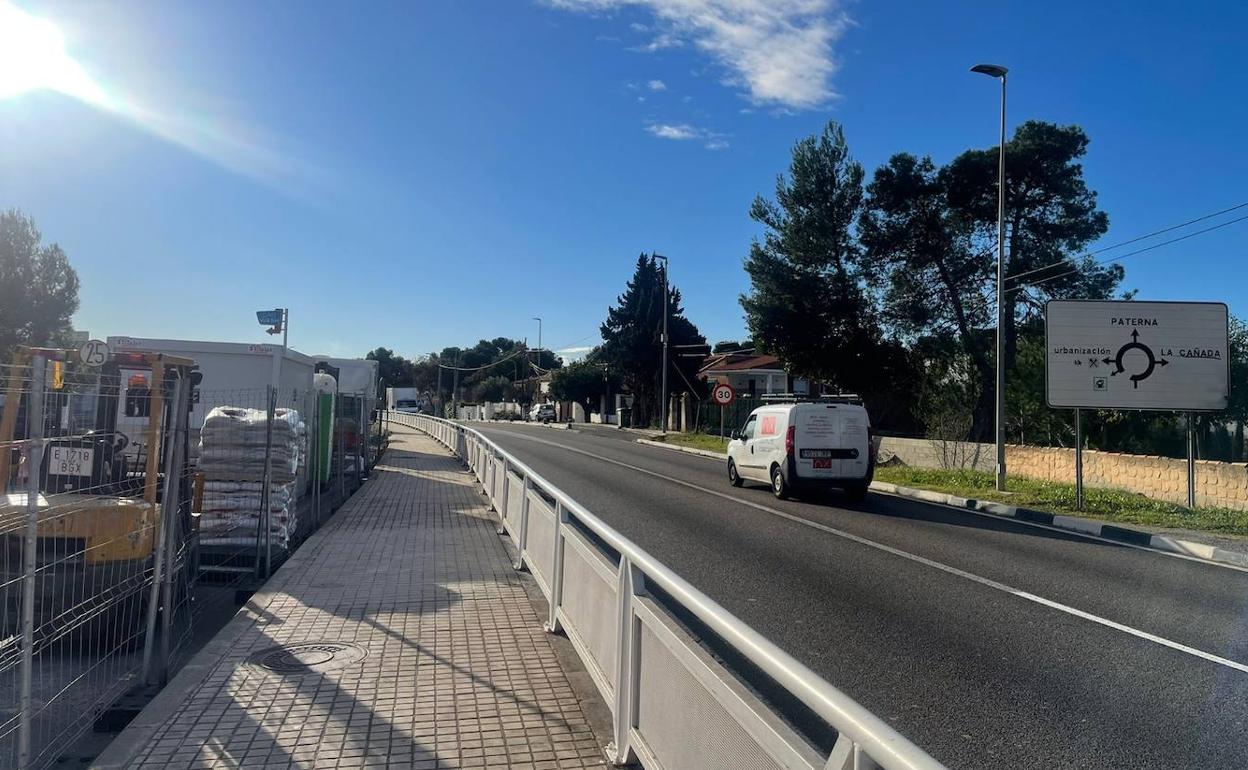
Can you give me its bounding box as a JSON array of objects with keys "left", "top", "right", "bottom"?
[{"left": 741, "top": 415, "right": 757, "bottom": 440}]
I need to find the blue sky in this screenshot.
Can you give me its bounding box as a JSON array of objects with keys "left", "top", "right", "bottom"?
[{"left": 1, "top": 0, "right": 1244, "bottom": 361}]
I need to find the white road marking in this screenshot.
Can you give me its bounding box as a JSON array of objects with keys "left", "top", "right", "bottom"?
[{"left": 483, "top": 426, "right": 1248, "bottom": 675}]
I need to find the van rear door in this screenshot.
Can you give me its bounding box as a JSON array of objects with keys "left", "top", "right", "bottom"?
[{"left": 792, "top": 404, "right": 870, "bottom": 479}]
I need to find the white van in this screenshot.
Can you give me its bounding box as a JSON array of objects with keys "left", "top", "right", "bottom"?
[{"left": 726, "top": 396, "right": 874, "bottom": 501}]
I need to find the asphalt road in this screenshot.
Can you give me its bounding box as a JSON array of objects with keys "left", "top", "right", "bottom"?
[{"left": 466, "top": 421, "right": 1248, "bottom": 770}]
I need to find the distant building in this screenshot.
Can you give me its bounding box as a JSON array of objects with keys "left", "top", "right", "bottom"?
[{"left": 697, "top": 353, "right": 809, "bottom": 397}]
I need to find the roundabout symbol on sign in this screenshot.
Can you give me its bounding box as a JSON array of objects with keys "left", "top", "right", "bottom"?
[
  {"left": 1102, "top": 328, "right": 1169, "bottom": 389},
  {"left": 711, "top": 383, "right": 735, "bottom": 406}
]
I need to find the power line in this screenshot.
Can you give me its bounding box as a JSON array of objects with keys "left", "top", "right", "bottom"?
[
  {"left": 1005, "top": 201, "right": 1248, "bottom": 284},
  {"left": 1007, "top": 212, "right": 1248, "bottom": 295},
  {"left": 436, "top": 347, "right": 526, "bottom": 372}
]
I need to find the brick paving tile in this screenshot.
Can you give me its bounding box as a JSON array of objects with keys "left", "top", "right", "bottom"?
[{"left": 115, "top": 428, "right": 606, "bottom": 769}]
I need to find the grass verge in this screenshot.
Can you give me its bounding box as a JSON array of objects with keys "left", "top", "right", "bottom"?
[
  {"left": 650, "top": 432, "right": 731, "bottom": 453},
  {"left": 874, "top": 466, "right": 1248, "bottom": 537}
]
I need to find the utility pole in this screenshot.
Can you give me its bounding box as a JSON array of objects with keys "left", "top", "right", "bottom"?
[
  {"left": 532, "top": 317, "right": 543, "bottom": 405},
  {"left": 451, "top": 350, "right": 460, "bottom": 420},
  {"left": 654, "top": 254, "right": 669, "bottom": 434},
  {"left": 972, "top": 62, "right": 1009, "bottom": 491}
]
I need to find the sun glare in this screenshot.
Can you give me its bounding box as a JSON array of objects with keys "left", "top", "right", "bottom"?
[{"left": 0, "top": 2, "right": 108, "bottom": 104}]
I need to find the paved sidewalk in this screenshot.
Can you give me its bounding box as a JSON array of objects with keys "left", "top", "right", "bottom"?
[{"left": 94, "top": 428, "right": 606, "bottom": 769}]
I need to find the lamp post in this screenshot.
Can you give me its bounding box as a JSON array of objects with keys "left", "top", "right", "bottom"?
[
  {"left": 532, "top": 317, "right": 542, "bottom": 407},
  {"left": 653, "top": 254, "right": 669, "bottom": 434},
  {"left": 971, "top": 62, "right": 1009, "bottom": 492}
]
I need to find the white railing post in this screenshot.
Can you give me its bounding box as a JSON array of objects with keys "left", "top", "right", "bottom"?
[
  {"left": 513, "top": 476, "right": 531, "bottom": 570},
  {"left": 608, "top": 556, "right": 643, "bottom": 765},
  {"left": 544, "top": 501, "right": 568, "bottom": 633},
  {"left": 491, "top": 459, "right": 501, "bottom": 519}
]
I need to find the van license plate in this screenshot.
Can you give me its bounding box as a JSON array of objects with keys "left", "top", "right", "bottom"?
[{"left": 800, "top": 449, "right": 832, "bottom": 458}]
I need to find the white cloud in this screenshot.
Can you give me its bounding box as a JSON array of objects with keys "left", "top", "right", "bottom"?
[
  {"left": 629, "top": 21, "right": 648, "bottom": 31},
  {"left": 636, "top": 95, "right": 646, "bottom": 102},
  {"left": 549, "top": 0, "right": 849, "bottom": 109},
  {"left": 647, "top": 79, "right": 666, "bottom": 90},
  {"left": 645, "top": 121, "right": 729, "bottom": 150},
  {"left": 647, "top": 122, "right": 699, "bottom": 140},
  {"left": 631, "top": 32, "right": 682, "bottom": 52}
]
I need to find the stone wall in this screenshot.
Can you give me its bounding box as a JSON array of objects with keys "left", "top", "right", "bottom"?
[{"left": 878, "top": 436, "right": 1248, "bottom": 511}]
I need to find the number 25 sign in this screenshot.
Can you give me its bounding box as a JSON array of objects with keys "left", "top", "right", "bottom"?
[{"left": 711, "top": 383, "right": 735, "bottom": 406}]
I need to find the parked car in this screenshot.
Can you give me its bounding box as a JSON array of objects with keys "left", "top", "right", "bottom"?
[
  {"left": 530, "top": 403, "right": 556, "bottom": 423},
  {"left": 726, "top": 396, "right": 874, "bottom": 501}
]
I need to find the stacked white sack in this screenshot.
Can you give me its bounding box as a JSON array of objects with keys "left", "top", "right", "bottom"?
[{"left": 198, "top": 406, "right": 304, "bottom": 550}]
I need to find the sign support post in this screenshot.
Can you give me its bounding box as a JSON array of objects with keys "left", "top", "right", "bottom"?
[
  {"left": 1187, "top": 412, "right": 1196, "bottom": 509},
  {"left": 710, "top": 383, "right": 735, "bottom": 443},
  {"left": 1074, "top": 408, "right": 1084, "bottom": 511}
]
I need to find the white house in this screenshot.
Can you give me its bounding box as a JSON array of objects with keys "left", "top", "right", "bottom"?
[{"left": 697, "top": 353, "right": 807, "bottom": 397}]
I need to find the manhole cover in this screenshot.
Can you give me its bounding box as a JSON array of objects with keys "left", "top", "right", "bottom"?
[{"left": 248, "top": 642, "right": 368, "bottom": 676}]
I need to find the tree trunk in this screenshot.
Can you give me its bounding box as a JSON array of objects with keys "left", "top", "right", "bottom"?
[{"left": 969, "top": 381, "right": 994, "bottom": 443}]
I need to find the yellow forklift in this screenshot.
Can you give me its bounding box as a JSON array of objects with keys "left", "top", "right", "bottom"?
[{"left": 0, "top": 346, "right": 199, "bottom": 647}]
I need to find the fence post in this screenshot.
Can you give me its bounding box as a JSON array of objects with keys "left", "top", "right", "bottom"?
[
  {"left": 545, "top": 501, "right": 568, "bottom": 633},
  {"left": 157, "top": 370, "right": 191, "bottom": 684},
  {"left": 356, "top": 395, "right": 365, "bottom": 485},
  {"left": 609, "top": 557, "right": 643, "bottom": 765},
  {"left": 337, "top": 395, "right": 346, "bottom": 503},
  {"left": 18, "top": 355, "right": 46, "bottom": 769},
  {"left": 255, "top": 386, "right": 276, "bottom": 579},
  {"left": 140, "top": 363, "right": 172, "bottom": 682},
  {"left": 312, "top": 395, "right": 320, "bottom": 529}
]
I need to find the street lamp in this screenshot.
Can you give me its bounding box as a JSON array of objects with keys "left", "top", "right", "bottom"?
[
  {"left": 653, "top": 254, "right": 669, "bottom": 434},
  {"left": 971, "top": 62, "right": 1008, "bottom": 491},
  {"left": 532, "top": 317, "right": 542, "bottom": 408}
]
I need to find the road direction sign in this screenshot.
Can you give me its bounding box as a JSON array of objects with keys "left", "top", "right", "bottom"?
[
  {"left": 1046, "top": 300, "right": 1228, "bottom": 411},
  {"left": 711, "top": 383, "right": 736, "bottom": 406},
  {"left": 78, "top": 339, "right": 109, "bottom": 367},
  {"left": 256, "top": 309, "right": 283, "bottom": 326}
]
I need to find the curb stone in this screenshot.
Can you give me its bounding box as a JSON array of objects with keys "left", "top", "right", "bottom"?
[
  {"left": 636, "top": 437, "right": 730, "bottom": 460},
  {"left": 633, "top": 436, "right": 1248, "bottom": 571}
]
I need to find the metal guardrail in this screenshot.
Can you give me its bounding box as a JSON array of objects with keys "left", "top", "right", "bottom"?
[{"left": 388, "top": 411, "right": 945, "bottom": 770}]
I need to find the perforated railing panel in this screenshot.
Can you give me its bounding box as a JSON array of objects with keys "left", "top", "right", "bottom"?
[
  {"left": 525, "top": 492, "right": 557, "bottom": 592},
  {"left": 559, "top": 532, "right": 619, "bottom": 697},
  {"left": 636, "top": 621, "right": 785, "bottom": 770}
]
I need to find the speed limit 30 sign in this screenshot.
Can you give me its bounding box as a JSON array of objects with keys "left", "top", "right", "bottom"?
[{"left": 711, "top": 383, "right": 735, "bottom": 406}]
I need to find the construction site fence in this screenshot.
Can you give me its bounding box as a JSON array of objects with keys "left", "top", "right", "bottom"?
[{"left": 0, "top": 354, "right": 381, "bottom": 769}]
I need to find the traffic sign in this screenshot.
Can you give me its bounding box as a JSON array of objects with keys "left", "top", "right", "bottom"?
[
  {"left": 1046, "top": 300, "right": 1228, "bottom": 411},
  {"left": 78, "top": 339, "right": 109, "bottom": 367},
  {"left": 256, "top": 309, "right": 283, "bottom": 326},
  {"left": 711, "top": 383, "right": 736, "bottom": 406}
]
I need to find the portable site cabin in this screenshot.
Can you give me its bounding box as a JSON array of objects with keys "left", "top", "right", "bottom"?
[
  {"left": 106, "top": 336, "right": 317, "bottom": 434},
  {"left": 310, "top": 356, "right": 377, "bottom": 472},
  {"left": 311, "top": 356, "right": 378, "bottom": 401}
]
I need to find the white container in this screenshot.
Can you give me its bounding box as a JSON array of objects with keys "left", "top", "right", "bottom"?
[{"left": 107, "top": 336, "right": 317, "bottom": 430}]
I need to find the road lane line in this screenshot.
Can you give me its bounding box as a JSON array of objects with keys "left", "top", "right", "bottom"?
[{"left": 482, "top": 427, "right": 1248, "bottom": 675}]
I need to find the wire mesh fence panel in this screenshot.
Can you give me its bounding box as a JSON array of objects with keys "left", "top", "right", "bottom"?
[
  {"left": 695, "top": 395, "right": 763, "bottom": 439},
  {"left": 0, "top": 351, "right": 371, "bottom": 768},
  {"left": 0, "top": 351, "right": 196, "bottom": 769}
]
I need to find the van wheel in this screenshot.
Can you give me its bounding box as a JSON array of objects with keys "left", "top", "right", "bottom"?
[
  {"left": 728, "top": 460, "right": 743, "bottom": 487},
  {"left": 770, "top": 466, "right": 789, "bottom": 500}
]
